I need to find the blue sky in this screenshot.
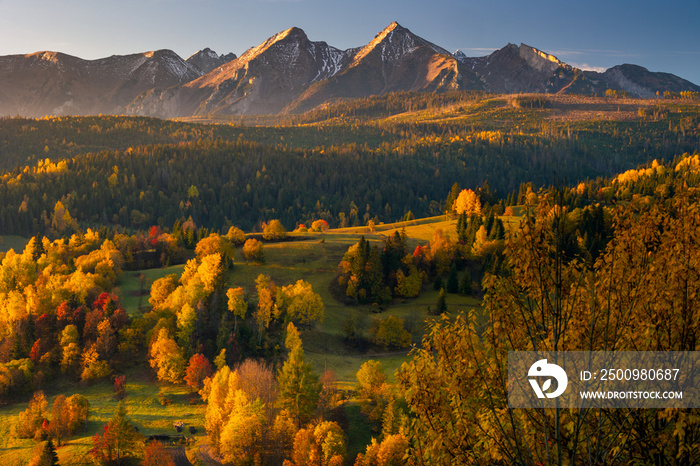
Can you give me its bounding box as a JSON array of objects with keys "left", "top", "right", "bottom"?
[{"left": 1, "top": 0, "right": 699, "bottom": 85}]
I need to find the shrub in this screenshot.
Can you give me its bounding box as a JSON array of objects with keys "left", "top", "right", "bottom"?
[
  {"left": 369, "top": 316, "right": 411, "bottom": 349},
  {"left": 242, "top": 239, "right": 264, "bottom": 263},
  {"left": 262, "top": 219, "right": 287, "bottom": 241}
]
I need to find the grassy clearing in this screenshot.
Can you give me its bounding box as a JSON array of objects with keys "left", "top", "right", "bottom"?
[
  {"left": 306, "top": 351, "right": 412, "bottom": 389},
  {"left": 226, "top": 231, "right": 485, "bottom": 387},
  {"left": 114, "top": 264, "right": 186, "bottom": 314},
  {"left": 0, "top": 366, "right": 206, "bottom": 466},
  {"left": 325, "top": 211, "right": 519, "bottom": 244},
  {"left": 329, "top": 216, "right": 447, "bottom": 235},
  {"left": 380, "top": 218, "right": 457, "bottom": 244},
  {"left": 225, "top": 232, "right": 485, "bottom": 391},
  {"left": 0, "top": 235, "right": 29, "bottom": 254},
  {"left": 344, "top": 402, "right": 374, "bottom": 461},
  {"left": 0, "top": 217, "right": 489, "bottom": 463}
]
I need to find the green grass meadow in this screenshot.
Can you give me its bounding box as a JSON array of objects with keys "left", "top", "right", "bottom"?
[
  {"left": 226, "top": 231, "right": 484, "bottom": 387},
  {"left": 0, "top": 366, "right": 207, "bottom": 466},
  {"left": 0, "top": 219, "right": 489, "bottom": 463},
  {"left": 115, "top": 264, "right": 186, "bottom": 315},
  {"left": 0, "top": 236, "right": 29, "bottom": 254}
]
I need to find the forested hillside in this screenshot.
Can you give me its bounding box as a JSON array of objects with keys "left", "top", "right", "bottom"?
[
  {"left": 1, "top": 93, "right": 699, "bottom": 237},
  {"left": 0, "top": 92, "right": 700, "bottom": 465}
]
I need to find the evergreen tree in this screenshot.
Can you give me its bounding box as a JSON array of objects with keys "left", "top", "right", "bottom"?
[
  {"left": 457, "top": 213, "right": 468, "bottom": 243},
  {"left": 483, "top": 210, "right": 495, "bottom": 236},
  {"left": 277, "top": 323, "right": 321, "bottom": 426},
  {"left": 444, "top": 183, "right": 460, "bottom": 214},
  {"left": 29, "top": 440, "right": 59, "bottom": 466},
  {"left": 433, "top": 274, "right": 443, "bottom": 291},
  {"left": 90, "top": 402, "right": 141, "bottom": 465},
  {"left": 433, "top": 288, "right": 447, "bottom": 315},
  {"left": 381, "top": 231, "right": 406, "bottom": 278},
  {"left": 459, "top": 271, "right": 473, "bottom": 296},
  {"left": 461, "top": 214, "right": 483, "bottom": 251},
  {"left": 446, "top": 263, "right": 459, "bottom": 294},
  {"left": 488, "top": 218, "right": 505, "bottom": 240}
]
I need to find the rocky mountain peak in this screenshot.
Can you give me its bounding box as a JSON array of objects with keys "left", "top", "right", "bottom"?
[
  {"left": 352, "top": 21, "right": 450, "bottom": 66},
  {"left": 186, "top": 48, "right": 237, "bottom": 74},
  {"left": 144, "top": 49, "right": 181, "bottom": 59},
  {"left": 1, "top": 23, "right": 698, "bottom": 119},
  {"left": 235, "top": 26, "right": 312, "bottom": 67},
  {"left": 278, "top": 26, "right": 308, "bottom": 41}
]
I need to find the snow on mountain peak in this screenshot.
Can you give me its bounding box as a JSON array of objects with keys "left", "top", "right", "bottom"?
[
  {"left": 187, "top": 48, "right": 218, "bottom": 60},
  {"left": 238, "top": 27, "right": 310, "bottom": 64},
  {"left": 352, "top": 21, "right": 450, "bottom": 66},
  {"left": 454, "top": 50, "right": 468, "bottom": 60}
]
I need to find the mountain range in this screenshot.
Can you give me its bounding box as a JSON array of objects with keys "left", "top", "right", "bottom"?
[{"left": 1, "top": 22, "right": 698, "bottom": 118}]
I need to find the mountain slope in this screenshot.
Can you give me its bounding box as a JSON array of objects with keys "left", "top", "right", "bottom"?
[
  {"left": 186, "top": 48, "right": 237, "bottom": 74},
  {"left": 286, "top": 22, "right": 483, "bottom": 113},
  {"left": 126, "top": 27, "right": 354, "bottom": 117},
  {"left": 0, "top": 49, "right": 224, "bottom": 117},
  {"left": 456, "top": 43, "right": 599, "bottom": 95},
  {"left": 0, "top": 23, "right": 698, "bottom": 118},
  {"left": 586, "top": 64, "right": 700, "bottom": 97}
]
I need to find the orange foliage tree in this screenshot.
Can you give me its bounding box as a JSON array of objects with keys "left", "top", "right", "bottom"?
[{"left": 184, "top": 354, "right": 213, "bottom": 392}]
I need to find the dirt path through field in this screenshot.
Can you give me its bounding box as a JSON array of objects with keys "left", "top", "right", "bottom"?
[
  {"left": 191, "top": 444, "right": 225, "bottom": 466},
  {"left": 167, "top": 447, "right": 192, "bottom": 466}
]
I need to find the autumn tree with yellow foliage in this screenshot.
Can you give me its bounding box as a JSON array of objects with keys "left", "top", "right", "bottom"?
[
  {"left": 398, "top": 187, "right": 700, "bottom": 465},
  {"left": 451, "top": 189, "right": 481, "bottom": 216},
  {"left": 276, "top": 280, "right": 325, "bottom": 327},
  {"left": 149, "top": 328, "right": 185, "bottom": 384}
]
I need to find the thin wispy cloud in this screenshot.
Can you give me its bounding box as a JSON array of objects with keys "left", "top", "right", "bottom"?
[
  {"left": 457, "top": 47, "right": 498, "bottom": 56},
  {"left": 568, "top": 63, "right": 607, "bottom": 73},
  {"left": 551, "top": 48, "right": 636, "bottom": 58},
  {"left": 461, "top": 47, "right": 498, "bottom": 52}
]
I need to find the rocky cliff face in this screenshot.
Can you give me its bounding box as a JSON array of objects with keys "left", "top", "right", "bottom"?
[
  {"left": 454, "top": 43, "right": 598, "bottom": 95},
  {"left": 186, "top": 48, "right": 237, "bottom": 74},
  {"left": 127, "top": 27, "right": 355, "bottom": 117},
  {"left": 286, "top": 22, "right": 477, "bottom": 113}
]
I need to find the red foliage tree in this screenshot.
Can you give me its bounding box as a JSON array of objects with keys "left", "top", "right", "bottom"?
[
  {"left": 56, "top": 302, "right": 72, "bottom": 327},
  {"left": 148, "top": 226, "right": 163, "bottom": 246},
  {"left": 184, "top": 354, "right": 213, "bottom": 392},
  {"left": 109, "top": 308, "right": 130, "bottom": 333},
  {"left": 83, "top": 308, "right": 104, "bottom": 344},
  {"left": 93, "top": 292, "right": 111, "bottom": 312},
  {"left": 413, "top": 245, "right": 425, "bottom": 258},
  {"left": 143, "top": 441, "right": 175, "bottom": 466},
  {"left": 35, "top": 314, "right": 56, "bottom": 340},
  {"left": 114, "top": 375, "right": 127, "bottom": 401},
  {"left": 90, "top": 426, "right": 111, "bottom": 465},
  {"left": 29, "top": 339, "right": 44, "bottom": 364},
  {"left": 93, "top": 292, "right": 120, "bottom": 316}
]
